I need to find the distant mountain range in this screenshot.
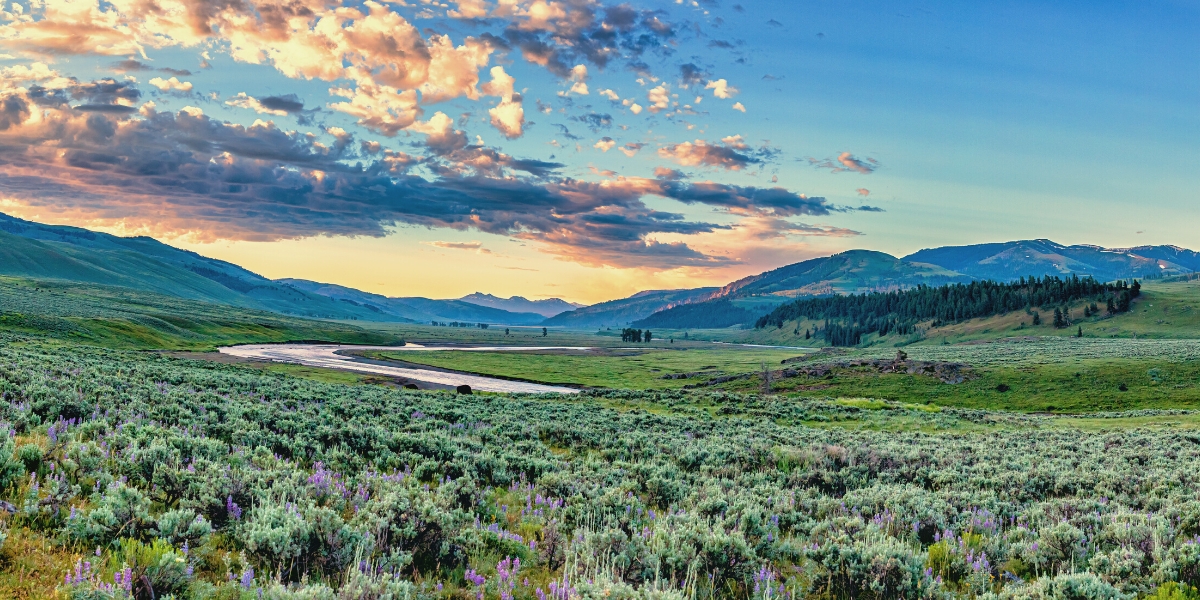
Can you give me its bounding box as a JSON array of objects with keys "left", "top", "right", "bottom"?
[
  {"left": 903, "top": 239, "right": 1200, "bottom": 282},
  {"left": 2, "top": 211, "right": 1196, "bottom": 331},
  {"left": 623, "top": 241, "right": 1200, "bottom": 329},
  {"left": 542, "top": 288, "right": 718, "bottom": 329},
  {"left": 457, "top": 293, "right": 583, "bottom": 318}
]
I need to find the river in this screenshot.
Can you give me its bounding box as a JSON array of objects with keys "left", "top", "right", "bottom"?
[{"left": 218, "top": 344, "right": 580, "bottom": 394}]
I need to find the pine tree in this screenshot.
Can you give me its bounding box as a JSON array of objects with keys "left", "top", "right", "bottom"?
[
  {"left": 1053, "top": 308, "right": 1064, "bottom": 328},
  {"left": 1077, "top": 326, "right": 1083, "bottom": 338},
  {"left": 1032, "top": 311, "right": 1042, "bottom": 326}
]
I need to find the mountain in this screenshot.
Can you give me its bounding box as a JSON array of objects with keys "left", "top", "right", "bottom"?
[
  {"left": 457, "top": 293, "right": 583, "bottom": 318},
  {"left": 625, "top": 241, "right": 1200, "bottom": 331},
  {"left": 541, "top": 288, "right": 718, "bottom": 329},
  {"left": 278, "top": 280, "right": 548, "bottom": 325},
  {"left": 626, "top": 250, "right": 970, "bottom": 330},
  {"left": 0, "top": 212, "right": 547, "bottom": 325},
  {"left": 704, "top": 250, "right": 967, "bottom": 300},
  {"left": 0, "top": 213, "right": 404, "bottom": 322},
  {"left": 904, "top": 239, "right": 1198, "bottom": 282}
]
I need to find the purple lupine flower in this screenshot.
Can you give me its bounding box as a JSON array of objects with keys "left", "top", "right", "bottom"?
[
  {"left": 226, "top": 495, "right": 242, "bottom": 520},
  {"left": 240, "top": 567, "right": 255, "bottom": 589}
]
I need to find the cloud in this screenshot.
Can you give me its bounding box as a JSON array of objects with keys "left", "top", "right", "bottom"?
[
  {"left": 566, "top": 64, "right": 589, "bottom": 95},
  {"left": 598, "top": 88, "right": 619, "bottom": 101},
  {"left": 109, "top": 60, "right": 191, "bottom": 76},
  {"left": 618, "top": 142, "right": 644, "bottom": 157},
  {"left": 679, "top": 63, "right": 710, "bottom": 87},
  {"left": 705, "top": 79, "right": 738, "bottom": 99},
  {"left": 0, "top": 91, "right": 842, "bottom": 269},
  {"left": 732, "top": 102, "right": 745, "bottom": 112},
  {"left": 807, "top": 152, "right": 878, "bottom": 174},
  {"left": 646, "top": 84, "right": 670, "bottom": 112},
  {"left": 856, "top": 188, "right": 870, "bottom": 196},
  {"left": 424, "top": 240, "right": 491, "bottom": 253},
  {"left": 0, "top": 0, "right": 681, "bottom": 146},
  {"left": 492, "top": 2, "right": 679, "bottom": 78},
  {"left": 593, "top": 137, "right": 615, "bottom": 152},
  {"left": 226, "top": 91, "right": 297, "bottom": 115},
  {"left": 480, "top": 66, "right": 525, "bottom": 138},
  {"left": 571, "top": 111, "right": 612, "bottom": 131},
  {"left": 447, "top": 0, "right": 490, "bottom": 19},
  {"left": 653, "top": 166, "right": 687, "bottom": 180},
  {"left": 657, "top": 136, "right": 765, "bottom": 171}
]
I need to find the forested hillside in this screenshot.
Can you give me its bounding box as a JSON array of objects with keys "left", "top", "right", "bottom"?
[{"left": 758, "top": 275, "right": 1141, "bottom": 346}]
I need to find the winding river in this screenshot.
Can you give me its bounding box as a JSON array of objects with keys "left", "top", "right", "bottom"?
[{"left": 218, "top": 344, "right": 580, "bottom": 394}]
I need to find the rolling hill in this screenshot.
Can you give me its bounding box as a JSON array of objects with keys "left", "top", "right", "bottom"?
[
  {"left": 0, "top": 275, "right": 401, "bottom": 349},
  {"left": 0, "top": 212, "right": 553, "bottom": 325}
]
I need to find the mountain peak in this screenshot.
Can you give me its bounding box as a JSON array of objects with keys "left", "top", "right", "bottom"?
[{"left": 458, "top": 292, "right": 583, "bottom": 318}]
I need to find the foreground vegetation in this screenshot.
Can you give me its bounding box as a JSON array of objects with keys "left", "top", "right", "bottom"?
[{"left": 1, "top": 338, "right": 1200, "bottom": 599}]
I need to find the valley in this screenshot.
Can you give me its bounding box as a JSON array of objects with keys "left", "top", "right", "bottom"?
[{"left": 3, "top": 213, "right": 1200, "bottom": 599}]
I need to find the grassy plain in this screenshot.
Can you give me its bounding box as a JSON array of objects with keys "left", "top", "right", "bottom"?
[{"left": 363, "top": 346, "right": 799, "bottom": 389}]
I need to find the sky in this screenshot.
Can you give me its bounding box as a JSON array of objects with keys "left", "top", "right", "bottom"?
[{"left": 0, "top": 0, "right": 1196, "bottom": 304}]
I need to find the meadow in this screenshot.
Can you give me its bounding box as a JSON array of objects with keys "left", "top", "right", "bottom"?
[
  {"left": 360, "top": 346, "right": 800, "bottom": 390},
  {"left": 3, "top": 276, "right": 1200, "bottom": 598},
  {"left": 3, "top": 339, "right": 1200, "bottom": 600}
]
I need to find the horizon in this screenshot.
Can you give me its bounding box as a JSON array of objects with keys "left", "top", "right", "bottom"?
[
  {"left": 0, "top": 0, "right": 1195, "bottom": 304},
  {"left": 3, "top": 208, "right": 1188, "bottom": 306}
]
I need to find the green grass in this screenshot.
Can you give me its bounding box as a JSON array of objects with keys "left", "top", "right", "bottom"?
[
  {"left": 363, "top": 346, "right": 800, "bottom": 389},
  {"left": 723, "top": 357, "right": 1200, "bottom": 413},
  {"left": 0, "top": 276, "right": 402, "bottom": 350}
]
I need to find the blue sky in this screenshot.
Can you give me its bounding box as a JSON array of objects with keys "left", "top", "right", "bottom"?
[{"left": 0, "top": 0, "right": 1195, "bottom": 302}]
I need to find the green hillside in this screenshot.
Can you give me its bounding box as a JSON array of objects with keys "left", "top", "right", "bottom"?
[
  {"left": 0, "top": 229, "right": 254, "bottom": 305},
  {"left": 668, "top": 278, "right": 1200, "bottom": 347},
  {"left": 0, "top": 276, "right": 401, "bottom": 350},
  {"left": 0, "top": 214, "right": 414, "bottom": 322}
]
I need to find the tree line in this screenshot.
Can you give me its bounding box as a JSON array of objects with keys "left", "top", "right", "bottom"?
[
  {"left": 431, "top": 321, "right": 490, "bottom": 328},
  {"left": 757, "top": 275, "right": 1141, "bottom": 346},
  {"left": 620, "top": 328, "right": 653, "bottom": 343}
]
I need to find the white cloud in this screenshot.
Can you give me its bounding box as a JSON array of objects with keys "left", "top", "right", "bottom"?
[
  {"left": 481, "top": 66, "right": 524, "bottom": 138},
  {"left": 647, "top": 84, "right": 669, "bottom": 112},
  {"left": 567, "top": 64, "right": 589, "bottom": 95},
  {"left": 705, "top": 79, "right": 738, "bottom": 99},
  {"left": 148, "top": 76, "right": 193, "bottom": 92}
]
